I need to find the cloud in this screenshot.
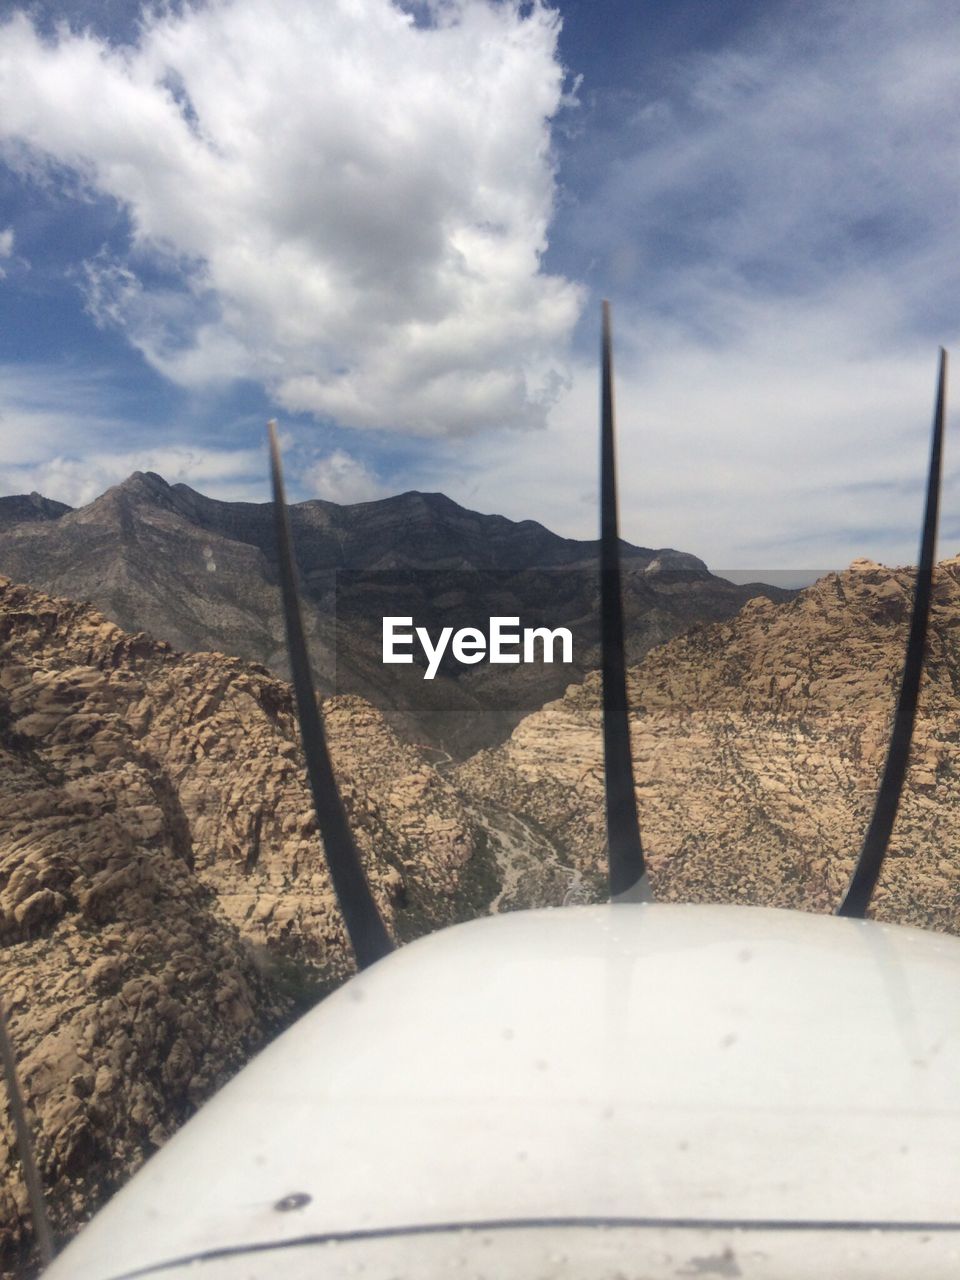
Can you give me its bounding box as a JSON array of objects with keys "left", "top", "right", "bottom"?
[
  {"left": 0, "top": 362, "right": 268, "bottom": 505},
  {"left": 408, "top": 315, "right": 951, "bottom": 576},
  {"left": 575, "top": 1, "right": 958, "bottom": 344},
  {"left": 1, "top": 0, "right": 954, "bottom": 578},
  {"left": 0, "top": 224, "right": 12, "bottom": 277},
  {"left": 0, "top": 0, "right": 582, "bottom": 434},
  {"left": 303, "top": 449, "right": 387, "bottom": 504},
  {"left": 517, "top": 0, "right": 960, "bottom": 571},
  {"left": 0, "top": 364, "right": 125, "bottom": 465},
  {"left": 0, "top": 444, "right": 269, "bottom": 508}
]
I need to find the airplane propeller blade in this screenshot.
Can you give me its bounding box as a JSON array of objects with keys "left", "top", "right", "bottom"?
[
  {"left": 0, "top": 998, "right": 55, "bottom": 1265},
  {"left": 838, "top": 349, "right": 947, "bottom": 918},
  {"left": 600, "top": 302, "right": 651, "bottom": 902},
  {"left": 268, "top": 422, "right": 394, "bottom": 967}
]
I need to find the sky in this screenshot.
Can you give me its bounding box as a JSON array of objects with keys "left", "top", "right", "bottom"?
[{"left": 0, "top": 0, "right": 957, "bottom": 577}]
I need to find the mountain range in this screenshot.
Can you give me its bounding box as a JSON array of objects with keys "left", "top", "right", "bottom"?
[
  {"left": 0, "top": 475, "right": 793, "bottom": 755},
  {"left": 2, "top": 536, "right": 959, "bottom": 1271},
  {"left": 0, "top": 573, "right": 495, "bottom": 1274},
  {"left": 459, "top": 556, "right": 960, "bottom": 934}
]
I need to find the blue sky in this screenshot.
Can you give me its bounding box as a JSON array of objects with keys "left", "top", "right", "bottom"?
[{"left": 0, "top": 0, "right": 957, "bottom": 574}]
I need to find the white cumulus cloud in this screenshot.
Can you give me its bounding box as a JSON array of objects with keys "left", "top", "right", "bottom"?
[
  {"left": 303, "top": 449, "right": 388, "bottom": 504},
  {"left": 0, "top": 0, "right": 582, "bottom": 434},
  {"left": 0, "top": 362, "right": 269, "bottom": 505}
]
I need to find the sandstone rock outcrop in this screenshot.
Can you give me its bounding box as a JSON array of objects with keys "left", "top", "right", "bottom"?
[
  {"left": 458, "top": 559, "right": 960, "bottom": 932},
  {"left": 0, "top": 576, "right": 484, "bottom": 1274},
  {"left": 9, "top": 551, "right": 960, "bottom": 1274}
]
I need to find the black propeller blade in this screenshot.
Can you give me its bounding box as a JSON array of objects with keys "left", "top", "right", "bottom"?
[
  {"left": 0, "top": 998, "right": 54, "bottom": 1265},
  {"left": 268, "top": 422, "right": 394, "bottom": 967},
  {"left": 838, "top": 349, "right": 948, "bottom": 918},
  {"left": 600, "top": 301, "right": 651, "bottom": 902}
]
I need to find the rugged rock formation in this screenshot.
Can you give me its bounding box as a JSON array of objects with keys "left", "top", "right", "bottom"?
[
  {"left": 0, "top": 476, "right": 793, "bottom": 755},
  {"left": 0, "top": 495, "right": 71, "bottom": 532},
  {"left": 0, "top": 576, "right": 485, "bottom": 1274},
  {"left": 458, "top": 558, "right": 960, "bottom": 933},
  {"left": 11, "top": 550, "right": 957, "bottom": 1272}
]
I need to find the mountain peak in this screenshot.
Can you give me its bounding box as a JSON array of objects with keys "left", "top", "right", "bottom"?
[
  {"left": 118, "top": 471, "right": 172, "bottom": 495},
  {"left": 85, "top": 471, "right": 179, "bottom": 513},
  {"left": 0, "top": 491, "right": 72, "bottom": 530}
]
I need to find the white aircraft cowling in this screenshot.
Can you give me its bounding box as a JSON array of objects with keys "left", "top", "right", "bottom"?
[{"left": 42, "top": 902, "right": 960, "bottom": 1279}]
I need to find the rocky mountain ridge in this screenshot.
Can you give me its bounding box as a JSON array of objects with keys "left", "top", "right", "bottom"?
[
  {"left": 0, "top": 574, "right": 490, "bottom": 1275},
  {"left": 5, "top": 554, "right": 960, "bottom": 1271},
  {"left": 0, "top": 475, "right": 793, "bottom": 756},
  {"left": 457, "top": 557, "right": 960, "bottom": 932},
  {"left": 0, "top": 495, "right": 71, "bottom": 532}
]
